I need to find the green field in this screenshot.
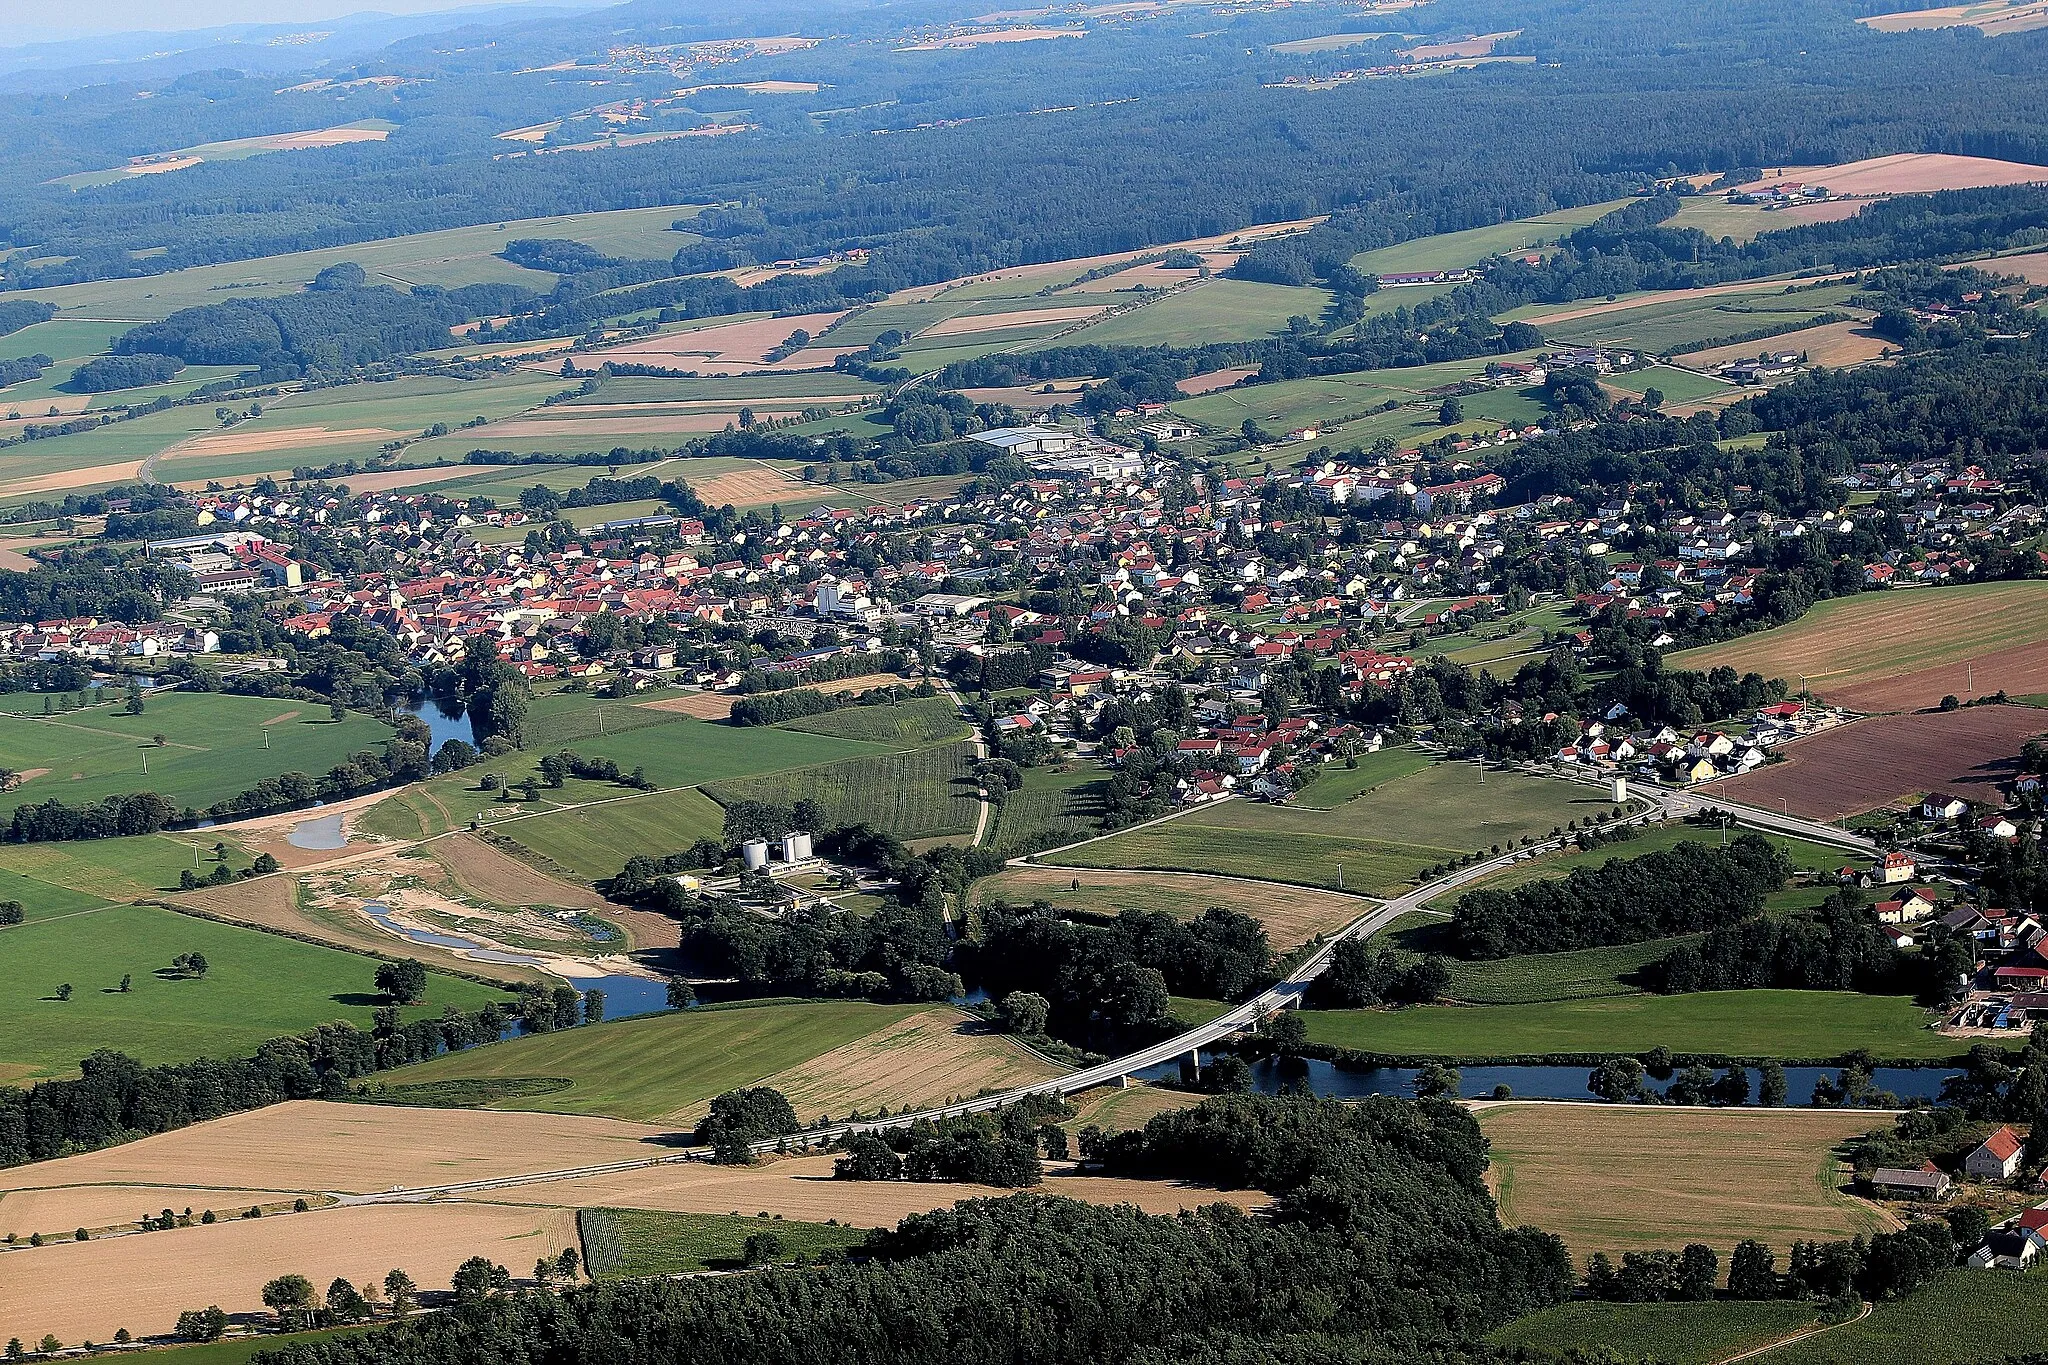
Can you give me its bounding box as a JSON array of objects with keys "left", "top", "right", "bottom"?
[
  {"left": 1381, "top": 911, "right": 1684, "bottom": 1005},
  {"left": 0, "top": 831, "right": 249, "bottom": 903},
  {"left": 775, "top": 696, "right": 969, "bottom": 746},
  {"left": 1490, "top": 1300, "right": 1822, "bottom": 1364},
  {"left": 584, "top": 1208, "right": 869, "bottom": 1276},
  {"left": 1167, "top": 357, "right": 1548, "bottom": 447},
  {"left": 1515, "top": 281, "right": 1861, "bottom": 355},
  {"left": 1350, "top": 199, "right": 1633, "bottom": 273},
  {"left": 369, "top": 1000, "right": 924, "bottom": 1121},
  {"left": 1057, "top": 762, "right": 1601, "bottom": 893},
  {"left": 1290, "top": 747, "right": 1435, "bottom": 806},
  {"left": 0, "top": 693, "right": 391, "bottom": 817},
  {"left": 1041, "top": 280, "right": 1335, "bottom": 348},
  {"left": 141, "top": 1327, "right": 378, "bottom": 1365},
  {"left": 0, "top": 901, "right": 505, "bottom": 1079},
  {"left": 983, "top": 763, "right": 1108, "bottom": 857},
  {"left": 1300, "top": 989, "right": 1954, "bottom": 1060},
  {"left": 1600, "top": 362, "right": 1738, "bottom": 403},
  {"left": 707, "top": 741, "right": 981, "bottom": 843},
  {"left": 1770, "top": 1270, "right": 2048, "bottom": 1364},
  {"left": 1427, "top": 821, "right": 1851, "bottom": 907},
  {"left": 494, "top": 788, "right": 726, "bottom": 881}
]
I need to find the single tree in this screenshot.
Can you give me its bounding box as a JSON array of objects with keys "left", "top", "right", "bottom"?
[
  {"left": 665, "top": 976, "right": 696, "bottom": 1010},
  {"left": 374, "top": 958, "right": 428, "bottom": 1005},
  {"left": 261, "top": 1273, "right": 316, "bottom": 1326},
  {"left": 382, "top": 1269, "right": 417, "bottom": 1316},
  {"left": 118, "top": 973, "right": 132, "bottom": 993},
  {"left": 54, "top": 983, "right": 72, "bottom": 1001},
  {"left": 583, "top": 987, "right": 606, "bottom": 1025},
  {"left": 451, "top": 1256, "right": 512, "bottom": 1306}
]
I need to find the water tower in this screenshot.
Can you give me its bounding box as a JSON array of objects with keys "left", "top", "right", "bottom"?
[{"left": 1611, "top": 775, "right": 1628, "bottom": 804}]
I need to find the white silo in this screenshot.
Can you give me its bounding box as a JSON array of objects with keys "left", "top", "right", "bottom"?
[
  {"left": 741, "top": 838, "right": 770, "bottom": 871},
  {"left": 782, "top": 830, "right": 813, "bottom": 862},
  {"left": 1611, "top": 775, "right": 1628, "bottom": 804}
]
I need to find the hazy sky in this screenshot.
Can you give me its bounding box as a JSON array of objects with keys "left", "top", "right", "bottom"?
[{"left": 0, "top": 0, "right": 512, "bottom": 46}]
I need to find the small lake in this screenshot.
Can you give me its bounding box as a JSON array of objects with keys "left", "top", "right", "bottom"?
[
  {"left": 397, "top": 697, "right": 474, "bottom": 756},
  {"left": 1132, "top": 1055, "right": 1957, "bottom": 1107},
  {"left": 285, "top": 812, "right": 347, "bottom": 850},
  {"left": 361, "top": 900, "right": 671, "bottom": 1022}
]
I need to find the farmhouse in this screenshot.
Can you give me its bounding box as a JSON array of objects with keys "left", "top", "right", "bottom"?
[
  {"left": 1869, "top": 1167, "right": 1954, "bottom": 1200},
  {"left": 1966, "top": 1125, "right": 2026, "bottom": 1181}
]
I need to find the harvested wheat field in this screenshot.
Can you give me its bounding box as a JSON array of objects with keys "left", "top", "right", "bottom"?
[
  {"left": 1403, "top": 29, "right": 1519, "bottom": 59},
  {"left": 433, "top": 832, "right": 608, "bottom": 911},
  {"left": 1859, "top": 0, "right": 2048, "bottom": 35},
  {"left": 975, "top": 865, "right": 1364, "bottom": 950},
  {"left": 1980, "top": 249, "right": 2048, "bottom": 283},
  {"left": 488, "top": 1151, "right": 1267, "bottom": 1226},
  {"left": 162, "top": 425, "right": 402, "bottom": 460},
  {"left": 0, "top": 459, "right": 146, "bottom": 498},
  {"left": 957, "top": 382, "right": 1089, "bottom": 408},
  {"left": 692, "top": 464, "right": 809, "bottom": 507},
  {"left": 1478, "top": 1104, "right": 1894, "bottom": 1259},
  {"left": 0, "top": 1185, "right": 296, "bottom": 1240},
  {"left": 1701, "top": 705, "right": 2048, "bottom": 818},
  {"left": 685, "top": 1008, "right": 1064, "bottom": 1126},
  {"left": 918, "top": 305, "right": 1108, "bottom": 337},
  {"left": 1685, "top": 320, "right": 1892, "bottom": 370},
  {"left": 0, "top": 1102, "right": 672, "bottom": 1199},
  {"left": 1668, "top": 581, "right": 2048, "bottom": 709},
  {"left": 472, "top": 412, "right": 750, "bottom": 440},
  {"left": 1732, "top": 153, "right": 2048, "bottom": 197},
  {"left": 598, "top": 311, "right": 852, "bottom": 368},
  {"left": 0, "top": 1202, "right": 578, "bottom": 1344}
]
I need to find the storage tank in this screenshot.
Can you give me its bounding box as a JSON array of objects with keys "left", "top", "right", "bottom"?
[
  {"left": 741, "top": 838, "right": 770, "bottom": 871},
  {"left": 782, "top": 830, "right": 813, "bottom": 862},
  {"left": 1611, "top": 775, "right": 1628, "bottom": 804}
]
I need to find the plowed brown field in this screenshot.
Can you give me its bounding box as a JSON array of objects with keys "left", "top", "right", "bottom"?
[{"left": 1700, "top": 705, "right": 2048, "bottom": 817}]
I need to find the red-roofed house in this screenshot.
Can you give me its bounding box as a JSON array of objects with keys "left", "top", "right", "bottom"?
[{"left": 1967, "top": 1125, "right": 2026, "bottom": 1181}]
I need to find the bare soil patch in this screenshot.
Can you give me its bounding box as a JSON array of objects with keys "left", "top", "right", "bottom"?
[
  {"left": 1700, "top": 705, "right": 2048, "bottom": 817},
  {"left": 0, "top": 1203, "right": 577, "bottom": 1344},
  {"left": 0, "top": 1101, "right": 672, "bottom": 1198},
  {"left": 489, "top": 1151, "right": 1266, "bottom": 1226},
  {"left": 1832, "top": 638, "right": 2048, "bottom": 712},
  {"left": 599, "top": 311, "right": 852, "bottom": 368},
  {"left": 977, "top": 865, "right": 1364, "bottom": 950},
  {"left": 1731, "top": 153, "right": 2048, "bottom": 197},
  {"left": 433, "top": 831, "right": 608, "bottom": 911},
  {"left": 689, "top": 1008, "right": 1063, "bottom": 1125},
  {"left": 1177, "top": 365, "right": 1263, "bottom": 395}
]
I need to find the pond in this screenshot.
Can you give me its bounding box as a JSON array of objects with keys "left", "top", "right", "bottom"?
[
  {"left": 397, "top": 697, "right": 474, "bottom": 756},
  {"left": 285, "top": 812, "right": 348, "bottom": 850},
  {"left": 1131, "top": 1055, "right": 1957, "bottom": 1107},
  {"left": 360, "top": 900, "right": 671, "bottom": 1022}
]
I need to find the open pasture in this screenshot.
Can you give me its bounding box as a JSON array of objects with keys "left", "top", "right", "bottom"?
[
  {"left": 973, "top": 864, "right": 1366, "bottom": 950},
  {"left": 369, "top": 1001, "right": 939, "bottom": 1122},
  {"left": 1667, "top": 580, "right": 2048, "bottom": 710},
  {"left": 1527, "top": 282, "right": 1862, "bottom": 355},
  {"left": 1301, "top": 988, "right": 1954, "bottom": 1059},
  {"left": 48, "top": 120, "right": 394, "bottom": 191},
  {"left": 1042, "top": 279, "right": 1335, "bottom": 348},
  {"left": 705, "top": 741, "right": 982, "bottom": 843},
  {"left": 0, "top": 901, "right": 505, "bottom": 1079},
  {"left": 1668, "top": 195, "right": 1870, "bottom": 242},
  {"left": 0, "top": 693, "right": 391, "bottom": 818},
  {"left": 1491, "top": 1301, "right": 1824, "bottom": 1365},
  {"left": 589, "top": 1208, "right": 868, "bottom": 1277},
  {"left": 1349, "top": 200, "right": 1631, "bottom": 274},
  {"left": 1478, "top": 1103, "right": 1891, "bottom": 1259},
  {"left": 1701, "top": 705, "right": 2048, "bottom": 818}
]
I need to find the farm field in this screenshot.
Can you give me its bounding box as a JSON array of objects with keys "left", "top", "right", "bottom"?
[
  {"left": 482, "top": 1150, "right": 1269, "bottom": 1226},
  {"left": 1701, "top": 705, "right": 2048, "bottom": 818},
  {"left": 0, "top": 1102, "right": 674, "bottom": 1198},
  {"left": 1477, "top": 1103, "right": 1891, "bottom": 1259},
  {"left": 0, "top": 1201, "right": 579, "bottom": 1346},
  {"left": 1858, "top": 0, "right": 2048, "bottom": 35},
  {"left": 1770, "top": 1269, "right": 2048, "bottom": 1364},
  {"left": 705, "top": 741, "right": 981, "bottom": 843},
  {"left": 0, "top": 694, "right": 390, "bottom": 817},
  {"left": 0, "top": 830, "right": 249, "bottom": 903},
  {"left": 1039, "top": 279, "right": 1335, "bottom": 348},
  {"left": 1055, "top": 763, "right": 1603, "bottom": 893},
  {"left": 366, "top": 1001, "right": 938, "bottom": 1121},
  {"left": 47, "top": 120, "right": 396, "bottom": 191},
  {"left": 1300, "top": 988, "right": 1953, "bottom": 1059},
  {"left": 1728, "top": 152, "right": 2048, "bottom": 196},
  {"left": 774, "top": 696, "right": 969, "bottom": 745},
  {"left": 1667, "top": 195, "right": 1870, "bottom": 241},
  {"left": 481, "top": 788, "right": 726, "bottom": 882},
  {"left": 980, "top": 763, "right": 1107, "bottom": 857},
  {"left": 1598, "top": 362, "right": 1736, "bottom": 403},
  {"left": 1349, "top": 199, "right": 1632, "bottom": 273},
  {"left": 1167, "top": 359, "right": 1547, "bottom": 445},
  {"left": 0, "top": 901, "right": 507, "bottom": 1080},
  {"left": 584, "top": 1207, "right": 868, "bottom": 1277},
  {"left": 1490, "top": 1301, "right": 1824, "bottom": 1365},
  {"left": 1667, "top": 581, "right": 2048, "bottom": 710},
  {"left": 1425, "top": 822, "right": 1849, "bottom": 906},
  {"left": 973, "top": 865, "right": 1367, "bottom": 950},
  {"left": 1526, "top": 281, "right": 1863, "bottom": 354},
  {"left": 1684, "top": 318, "right": 1892, "bottom": 370}
]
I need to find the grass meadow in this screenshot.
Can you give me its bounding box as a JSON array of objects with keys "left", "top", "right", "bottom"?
[
  {"left": 370, "top": 1001, "right": 929, "bottom": 1121},
  {"left": 584, "top": 1208, "right": 868, "bottom": 1277},
  {"left": 494, "top": 788, "right": 726, "bottom": 881},
  {"left": 1490, "top": 1301, "right": 1822, "bottom": 1364},
  {"left": 1769, "top": 1269, "right": 2048, "bottom": 1364},
  {"left": 0, "top": 902, "right": 505, "bottom": 1079},
  {"left": 1300, "top": 989, "right": 1955, "bottom": 1060},
  {"left": 775, "top": 696, "right": 969, "bottom": 746},
  {"left": 706, "top": 741, "right": 982, "bottom": 843}
]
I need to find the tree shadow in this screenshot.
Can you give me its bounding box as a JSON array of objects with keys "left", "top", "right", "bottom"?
[{"left": 330, "top": 992, "right": 386, "bottom": 1007}]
